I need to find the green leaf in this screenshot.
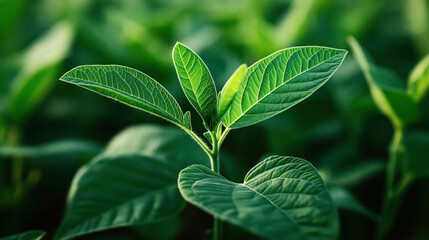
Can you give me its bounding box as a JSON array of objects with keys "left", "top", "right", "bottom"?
[
  {"left": 172, "top": 42, "right": 218, "bottom": 129},
  {"left": 0, "top": 139, "right": 101, "bottom": 161},
  {"left": 56, "top": 125, "right": 209, "bottom": 240},
  {"left": 60, "top": 65, "right": 189, "bottom": 129},
  {"left": 218, "top": 64, "right": 247, "bottom": 118},
  {"left": 347, "top": 37, "right": 419, "bottom": 128},
  {"left": 178, "top": 155, "right": 338, "bottom": 240},
  {"left": 0, "top": 231, "right": 45, "bottom": 240},
  {"left": 329, "top": 187, "right": 377, "bottom": 220},
  {"left": 401, "top": 131, "right": 429, "bottom": 178},
  {"left": 221, "top": 46, "right": 347, "bottom": 129},
  {"left": 7, "top": 21, "right": 73, "bottom": 121},
  {"left": 56, "top": 154, "right": 185, "bottom": 240},
  {"left": 408, "top": 54, "right": 429, "bottom": 102}
]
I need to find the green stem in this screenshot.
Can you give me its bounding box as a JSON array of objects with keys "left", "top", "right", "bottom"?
[
  {"left": 209, "top": 129, "right": 222, "bottom": 240},
  {"left": 376, "top": 126, "right": 405, "bottom": 240}
]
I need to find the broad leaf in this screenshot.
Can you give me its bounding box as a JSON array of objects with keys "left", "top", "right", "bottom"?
[
  {"left": 348, "top": 37, "right": 419, "bottom": 128},
  {"left": 221, "top": 46, "right": 347, "bottom": 129},
  {"left": 408, "top": 54, "right": 429, "bottom": 102},
  {"left": 401, "top": 131, "right": 429, "bottom": 178},
  {"left": 172, "top": 43, "right": 218, "bottom": 129},
  {"left": 218, "top": 64, "right": 247, "bottom": 118},
  {"left": 7, "top": 21, "right": 73, "bottom": 121},
  {"left": 179, "top": 155, "right": 338, "bottom": 240},
  {"left": 56, "top": 125, "right": 209, "bottom": 240},
  {"left": 60, "top": 65, "right": 189, "bottom": 129},
  {"left": 0, "top": 231, "right": 45, "bottom": 240}
]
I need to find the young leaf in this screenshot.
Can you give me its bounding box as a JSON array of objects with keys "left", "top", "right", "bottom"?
[
  {"left": 7, "top": 21, "right": 73, "bottom": 122},
  {"left": 218, "top": 64, "right": 247, "bottom": 118},
  {"left": 221, "top": 46, "right": 347, "bottom": 129},
  {"left": 0, "top": 230, "right": 45, "bottom": 240},
  {"left": 348, "top": 37, "right": 419, "bottom": 128},
  {"left": 172, "top": 43, "right": 218, "bottom": 130},
  {"left": 60, "top": 65, "right": 190, "bottom": 129},
  {"left": 408, "top": 54, "right": 429, "bottom": 102},
  {"left": 178, "top": 155, "right": 338, "bottom": 240},
  {"left": 56, "top": 125, "right": 209, "bottom": 240}
]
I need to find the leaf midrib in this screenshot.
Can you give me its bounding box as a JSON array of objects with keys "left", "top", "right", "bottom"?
[
  {"left": 61, "top": 77, "right": 184, "bottom": 126},
  {"left": 227, "top": 49, "right": 344, "bottom": 127}
]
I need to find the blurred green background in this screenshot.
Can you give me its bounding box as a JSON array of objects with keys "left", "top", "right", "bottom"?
[{"left": 1, "top": 0, "right": 428, "bottom": 239}]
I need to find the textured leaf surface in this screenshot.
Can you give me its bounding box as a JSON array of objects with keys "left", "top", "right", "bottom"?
[
  {"left": 218, "top": 64, "right": 247, "bottom": 118},
  {"left": 173, "top": 43, "right": 218, "bottom": 129},
  {"left": 56, "top": 125, "right": 209, "bottom": 240},
  {"left": 348, "top": 37, "right": 419, "bottom": 127},
  {"left": 408, "top": 54, "right": 429, "bottom": 102},
  {"left": 179, "top": 155, "right": 338, "bottom": 240},
  {"left": 60, "top": 65, "right": 189, "bottom": 128},
  {"left": 221, "top": 46, "right": 347, "bottom": 128},
  {"left": 0, "top": 231, "right": 45, "bottom": 240}
]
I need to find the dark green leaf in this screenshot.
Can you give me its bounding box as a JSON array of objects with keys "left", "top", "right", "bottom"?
[
  {"left": 401, "top": 131, "right": 429, "bottom": 178},
  {"left": 172, "top": 42, "right": 218, "bottom": 129},
  {"left": 221, "top": 47, "right": 347, "bottom": 129},
  {"left": 179, "top": 155, "right": 338, "bottom": 240},
  {"left": 56, "top": 125, "right": 209, "bottom": 240},
  {"left": 329, "top": 187, "right": 377, "bottom": 220},
  {"left": 0, "top": 231, "right": 45, "bottom": 240}
]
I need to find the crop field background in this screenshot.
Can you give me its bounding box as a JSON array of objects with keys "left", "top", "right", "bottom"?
[{"left": 0, "top": 0, "right": 428, "bottom": 239}]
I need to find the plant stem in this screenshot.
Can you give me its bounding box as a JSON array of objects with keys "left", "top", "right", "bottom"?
[
  {"left": 376, "top": 126, "right": 406, "bottom": 240},
  {"left": 209, "top": 129, "right": 222, "bottom": 240}
]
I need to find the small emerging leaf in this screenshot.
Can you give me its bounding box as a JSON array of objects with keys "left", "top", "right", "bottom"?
[
  {"left": 218, "top": 64, "right": 247, "bottom": 118},
  {"left": 348, "top": 37, "right": 419, "bottom": 128},
  {"left": 408, "top": 54, "right": 429, "bottom": 102},
  {"left": 60, "top": 65, "right": 190, "bottom": 129},
  {"left": 0, "top": 230, "right": 45, "bottom": 240},
  {"left": 179, "top": 155, "right": 338, "bottom": 240},
  {"left": 221, "top": 46, "right": 347, "bottom": 129},
  {"left": 172, "top": 42, "right": 218, "bottom": 130}
]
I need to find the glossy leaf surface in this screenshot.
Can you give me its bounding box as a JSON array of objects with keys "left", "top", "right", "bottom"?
[{"left": 221, "top": 47, "right": 347, "bottom": 128}]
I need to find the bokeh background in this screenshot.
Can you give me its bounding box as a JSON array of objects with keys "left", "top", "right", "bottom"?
[{"left": 1, "top": 0, "right": 429, "bottom": 239}]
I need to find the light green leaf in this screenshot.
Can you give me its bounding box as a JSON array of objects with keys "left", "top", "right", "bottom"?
[
  {"left": 348, "top": 37, "right": 419, "bottom": 128},
  {"left": 329, "top": 187, "right": 377, "bottom": 220},
  {"left": 401, "top": 131, "right": 429, "bottom": 178},
  {"left": 56, "top": 125, "right": 209, "bottom": 240},
  {"left": 7, "top": 21, "right": 73, "bottom": 121},
  {"left": 172, "top": 42, "right": 218, "bottom": 130},
  {"left": 60, "top": 65, "right": 189, "bottom": 129},
  {"left": 218, "top": 64, "right": 247, "bottom": 118},
  {"left": 179, "top": 155, "right": 338, "bottom": 240},
  {"left": 221, "top": 46, "right": 347, "bottom": 129},
  {"left": 408, "top": 54, "right": 429, "bottom": 102},
  {"left": 0, "top": 230, "right": 45, "bottom": 240}
]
